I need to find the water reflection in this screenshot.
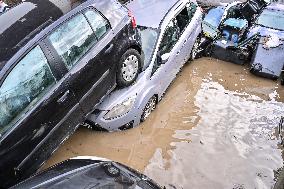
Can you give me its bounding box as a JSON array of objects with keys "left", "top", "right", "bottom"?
[{"left": 145, "top": 78, "right": 284, "bottom": 189}]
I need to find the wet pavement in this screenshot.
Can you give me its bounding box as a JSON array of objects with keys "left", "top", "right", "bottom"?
[{"left": 45, "top": 58, "right": 284, "bottom": 189}]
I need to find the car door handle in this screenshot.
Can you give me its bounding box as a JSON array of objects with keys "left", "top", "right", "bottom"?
[
  {"left": 57, "top": 90, "right": 70, "bottom": 104},
  {"left": 104, "top": 44, "right": 114, "bottom": 54},
  {"left": 176, "top": 51, "right": 181, "bottom": 55},
  {"left": 183, "top": 39, "right": 187, "bottom": 45}
]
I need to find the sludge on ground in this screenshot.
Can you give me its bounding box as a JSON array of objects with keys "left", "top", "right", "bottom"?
[{"left": 45, "top": 57, "right": 284, "bottom": 189}]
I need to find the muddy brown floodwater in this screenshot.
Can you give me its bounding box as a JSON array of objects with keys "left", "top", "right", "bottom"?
[{"left": 45, "top": 58, "right": 284, "bottom": 189}]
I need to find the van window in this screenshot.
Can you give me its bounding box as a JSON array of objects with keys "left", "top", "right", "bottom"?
[
  {"left": 84, "top": 9, "right": 110, "bottom": 39},
  {"left": 49, "top": 14, "right": 97, "bottom": 70},
  {"left": 0, "top": 46, "right": 56, "bottom": 136}
]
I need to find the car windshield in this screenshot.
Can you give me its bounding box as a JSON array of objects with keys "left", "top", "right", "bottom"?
[
  {"left": 138, "top": 26, "right": 158, "bottom": 68},
  {"left": 256, "top": 9, "right": 284, "bottom": 31}
]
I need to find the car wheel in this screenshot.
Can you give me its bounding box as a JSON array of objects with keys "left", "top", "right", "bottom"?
[
  {"left": 190, "top": 36, "right": 201, "bottom": 60},
  {"left": 117, "top": 49, "right": 141, "bottom": 88},
  {"left": 281, "top": 75, "right": 284, "bottom": 86},
  {"left": 141, "top": 96, "right": 157, "bottom": 122}
]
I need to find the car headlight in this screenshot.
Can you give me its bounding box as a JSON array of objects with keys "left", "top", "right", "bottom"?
[{"left": 104, "top": 96, "right": 136, "bottom": 120}]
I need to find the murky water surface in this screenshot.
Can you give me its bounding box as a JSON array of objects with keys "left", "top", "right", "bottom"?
[{"left": 46, "top": 58, "right": 284, "bottom": 189}]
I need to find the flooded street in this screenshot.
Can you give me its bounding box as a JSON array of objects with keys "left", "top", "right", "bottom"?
[{"left": 45, "top": 58, "right": 284, "bottom": 189}]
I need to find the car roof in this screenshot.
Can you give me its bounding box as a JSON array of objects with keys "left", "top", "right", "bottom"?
[
  {"left": 0, "top": 0, "right": 70, "bottom": 70},
  {"left": 266, "top": 3, "right": 284, "bottom": 11},
  {"left": 11, "top": 159, "right": 102, "bottom": 188},
  {"left": 126, "top": 0, "right": 180, "bottom": 28}
]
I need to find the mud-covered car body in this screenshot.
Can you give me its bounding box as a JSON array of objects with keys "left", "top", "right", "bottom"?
[
  {"left": 202, "top": 0, "right": 268, "bottom": 39},
  {"left": 247, "top": 4, "right": 284, "bottom": 82},
  {"left": 11, "top": 156, "right": 163, "bottom": 189},
  {"left": 87, "top": 0, "right": 203, "bottom": 131},
  {"left": 0, "top": 0, "right": 141, "bottom": 187},
  {"left": 209, "top": 18, "right": 260, "bottom": 65},
  {"left": 202, "top": 0, "right": 268, "bottom": 64}
]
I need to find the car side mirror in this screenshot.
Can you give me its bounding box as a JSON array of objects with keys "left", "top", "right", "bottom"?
[{"left": 161, "top": 53, "right": 170, "bottom": 64}]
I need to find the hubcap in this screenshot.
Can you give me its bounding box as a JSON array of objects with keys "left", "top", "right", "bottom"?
[
  {"left": 121, "top": 55, "right": 139, "bottom": 82},
  {"left": 142, "top": 97, "right": 156, "bottom": 121}
]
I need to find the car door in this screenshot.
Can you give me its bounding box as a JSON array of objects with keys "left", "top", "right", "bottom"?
[
  {"left": 152, "top": 19, "right": 181, "bottom": 93},
  {"left": 177, "top": 2, "right": 200, "bottom": 63},
  {"left": 0, "top": 45, "right": 83, "bottom": 187},
  {"left": 47, "top": 9, "right": 116, "bottom": 116}
]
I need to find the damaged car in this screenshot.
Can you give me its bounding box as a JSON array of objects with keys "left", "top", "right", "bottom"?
[
  {"left": 0, "top": 0, "right": 142, "bottom": 187},
  {"left": 86, "top": 0, "right": 203, "bottom": 131},
  {"left": 247, "top": 3, "right": 284, "bottom": 84},
  {"left": 201, "top": 0, "right": 268, "bottom": 64},
  {"left": 202, "top": 0, "right": 268, "bottom": 38},
  {"left": 11, "top": 156, "right": 164, "bottom": 189}
]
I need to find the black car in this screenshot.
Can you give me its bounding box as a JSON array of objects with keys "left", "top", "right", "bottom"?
[
  {"left": 11, "top": 156, "right": 163, "bottom": 189},
  {"left": 0, "top": 0, "right": 142, "bottom": 187}
]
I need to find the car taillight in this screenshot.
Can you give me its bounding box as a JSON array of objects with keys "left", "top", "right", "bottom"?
[{"left": 128, "top": 10, "right": 137, "bottom": 28}]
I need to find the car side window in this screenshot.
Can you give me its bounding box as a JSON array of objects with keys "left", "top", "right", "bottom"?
[
  {"left": 152, "top": 20, "right": 179, "bottom": 75},
  {"left": 0, "top": 46, "right": 56, "bottom": 136},
  {"left": 48, "top": 13, "right": 97, "bottom": 70},
  {"left": 84, "top": 9, "right": 110, "bottom": 39},
  {"left": 159, "top": 20, "right": 179, "bottom": 56},
  {"left": 176, "top": 7, "right": 190, "bottom": 33},
  {"left": 187, "top": 2, "right": 197, "bottom": 20}
]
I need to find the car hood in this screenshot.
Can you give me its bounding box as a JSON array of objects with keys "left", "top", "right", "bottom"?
[{"left": 248, "top": 26, "right": 284, "bottom": 38}]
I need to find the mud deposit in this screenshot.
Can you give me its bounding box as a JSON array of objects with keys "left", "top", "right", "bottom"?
[{"left": 45, "top": 58, "right": 284, "bottom": 189}]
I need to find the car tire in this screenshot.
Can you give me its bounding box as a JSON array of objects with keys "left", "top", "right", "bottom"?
[
  {"left": 141, "top": 96, "right": 157, "bottom": 122},
  {"left": 117, "top": 49, "right": 142, "bottom": 88},
  {"left": 281, "top": 75, "right": 284, "bottom": 86},
  {"left": 190, "top": 36, "right": 201, "bottom": 60}
]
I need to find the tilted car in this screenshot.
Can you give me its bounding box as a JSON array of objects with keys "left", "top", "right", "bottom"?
[
  {"left": 0, "top": 0, "right": 142, "bottom": 187},
  {"left": 247, "top": 3, "right": 284, "bottom": 84},
  {"left": 86, "top": 0, "right": 203, "bottom": 131},
  {"left": 11, "top": 156, "right": 164, "bottom": 189},
  {"left": 201, "top": 0, "right": 268, "bottom": 64},
  {"left": 202, "top": 0, "right": 268, "bottom": 39}
]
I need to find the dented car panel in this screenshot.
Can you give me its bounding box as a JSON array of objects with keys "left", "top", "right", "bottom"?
[
  {"left": 0, "top": 0, "right": 141, "bottom": 187},
  {"left": 250, "top": 38, "right": 284, "bottom": 79},
  {"left": 87, "top": 0, "right": 203, "bottom": 131},
  {"left": 11, "top": 157, "right": 164, "bottom": 189},
  {"left": 247, "top": 4, "right": 284, "bottom": 80}
]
